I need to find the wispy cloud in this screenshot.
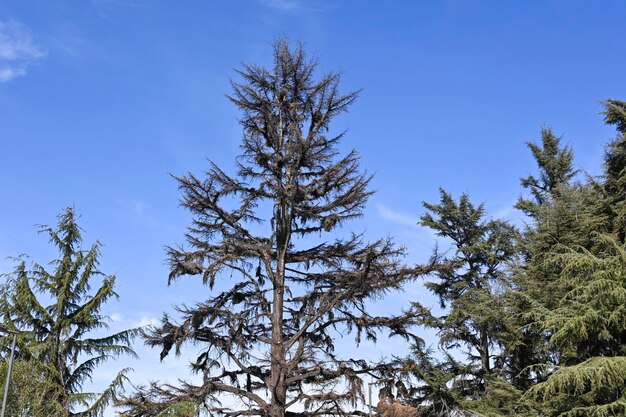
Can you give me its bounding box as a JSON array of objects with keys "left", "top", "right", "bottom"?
[
  {"left": 131, "top": 198, "right": 146, "bottom": 217},
  {"left": 135, "top": 315, "right": 159, "bottom": 328},
  {"left": 376, "top": 203, "right": 449, "bottom": 264},
  {"left": 261, "top": 0, "right": 302, "bottom": 11},
  {"left": 0, "top": 19, "right": 45, "bottom": 82},
  {"left": 103, "top": 311, "right": 159, "bottom": 331},
  {"left": 377, "top": 204, "right": 420, "bottom": 229},
  {"left": 489, "top": 194, "right": 526, "bottom": 228},
  {"left": 128, "top": 198, "right": 176, "bottom": 231},
  {"left": 109, "top": 312, "right": 124, "bottom": 322},
  {"left": 260, "top": 0, "right": 330, "bottom": 13},
  {"left": 493, "top": 203, "right": 519, "bottom": 223}
]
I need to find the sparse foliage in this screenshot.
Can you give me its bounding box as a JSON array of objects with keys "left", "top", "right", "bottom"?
[{"left": 119, "top": 40, "right": 429, "bottom": 417}]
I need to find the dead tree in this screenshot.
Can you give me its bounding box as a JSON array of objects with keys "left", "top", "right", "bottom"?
[
  {"left": 377, "top": 400, "right": 425, "bottom": 417},
  {"left": 119, "top": 40, "right": 430, "bottom": 417}
]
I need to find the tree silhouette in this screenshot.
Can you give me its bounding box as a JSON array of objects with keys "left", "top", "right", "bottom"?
[{"left": 120, "top": 40, "right": 429, "bottom": 417}]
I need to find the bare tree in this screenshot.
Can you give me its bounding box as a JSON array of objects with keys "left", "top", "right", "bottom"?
[{"left": 120, "top": 40, "right": 429, "bottom": 417}]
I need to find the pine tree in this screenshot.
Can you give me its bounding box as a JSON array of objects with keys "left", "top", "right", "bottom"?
[
  {"left": 411, "top": 189, "right": 518, "bottom": 412},
  {"left": 506, "top": 128, "right": 586, "bottom": 392},
  {"left": 522, "top": 100, "right": 626, "bottom": 415},
  {"left": 515, "top": 127, "right": 577, "bottom": 218},
  {"left": 0, "top": 359, "right": 67, "bottom": 417},
  {"left": 527, "top": 234, "right": 626, "bottom": 416},
  {"left": 402, "top": 348, "right": 468, "bottom": 416},
  {"left": 0, "top": 207, "right": 138, "bottom": 417},
  {"left": 119, "top": 40, "right": 429, "bottom": 417},
  {"left": 600, "top": 99, "right": 626, "bottom": 242}
]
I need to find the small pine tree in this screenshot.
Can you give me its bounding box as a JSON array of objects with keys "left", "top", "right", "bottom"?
[
  {"left": 0, "top": 207, "right": 138, "bottom": 417},
  {"left": 411, "top": 189, "right": 518, "bottom": 412},
  {"left": 515, "top": 127, "right": 577, "bottom": 218}
]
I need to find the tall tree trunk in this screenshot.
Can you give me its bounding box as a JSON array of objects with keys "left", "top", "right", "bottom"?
[
  {"left": 270, "top": 264, "right": 286, "bottom": 417},
  {"left": 271, "top": 194, "right": 288, "bottom": 417}
]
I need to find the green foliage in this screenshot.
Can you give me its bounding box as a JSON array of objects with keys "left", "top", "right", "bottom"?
[
  {"left": 0, "top": 359, "right": 67, "bottom": 417},
  {"left": 409, "top": 112, "right": 619, "bottom": 415},
  {"left": 406, "top": 348, "right": 540, "bottom": 416},
  {"left": 506, "top": 128, "right": 599, "bottom": 394},
  {"left": 602, "top": 99, "right": 626, "bottom": 189},
  {"left": 410, "top": 190, "right": 519, "bottom": 415},
  {"left": 507, "top": 183, "right": 603, "bottom": 392},
  {"left": 514, "top": 100, "right": 626, "bottom": 416},
  {"left": 0, "top": 208, "right": 138, "bottom": 417},
  {"left": 415, "top": 190, "right": 517, "bottom": 378},
  {"left": 529, "top": 357, "right": 626, "bottom": 416},
  {"left": 516, "top": 127, "right": 577, "bottom": 218},
  {"left": 525, "top": 234, "right": 626, "bottom": 415},
  {"left": 600, "top": 99, "right": 626, "bottom": 242},
  {"left": 155, "top": 402, "right": 199, "bottom": 417},
  {"left": 464, "top": 377, "right": 539, "bottom": 417},
  {"left": 404, "top": 349, "right": 464, "bottom": 416}
]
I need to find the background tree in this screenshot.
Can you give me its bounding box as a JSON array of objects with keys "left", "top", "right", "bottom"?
[
  {"left": 506, "top": 127, "right": 588, "bottom": 393},
  {"left": 515, "top": 126, "right": 577, "bottom": 218},
  {"left": 0, "top": 207, "right": 138, "bottom": 417},
  {"left": 527, "top": 233, "right": 626, "bottom": 416},
  {"left": 599, "top": 99, "right": 626, "bottom": 242},
  {"left": 519, "top": 100, "right": 626, "bottom": 415},
  {"left": 402, "top": 348, "right": 466, "bottom": 416},
  {"left": 410, "top": 190, "right": 521, "bottom": 415},
  {"left": 0, "top": 359, "right": 66, "bottom": 417},
  {"left": 119, "top": 40, "right": 429, "bottom": 417}
]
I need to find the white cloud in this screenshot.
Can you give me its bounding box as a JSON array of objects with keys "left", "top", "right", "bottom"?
[
  {"left": 261, "top": 0, "right": 302, "bottom": 11},
  {"left": 131, "top": 198, "right": 145, "bottom": 217},
  {"left": 109, "top": 312, "right": 124, "bottom": 322},
  {"left": 377, "top": 204, "right": 420, "bottom": 228},
  {"left": 135, "top": 315, "right": 159, "bottom": 328},
  {"left": 260, "top": 0, "right": 329, "bottom": 13},
  {"left": 493, "top": 204, "right": 520, "bottom": 223},
  {"left": 0, "top": 19, "right": 45, "bottom": 82},
  {"left": 0, "top": 65, "right": 25, "bottom": 82},
  {"left": 127, "top": 197, "right": 179, "bottom": 232}
]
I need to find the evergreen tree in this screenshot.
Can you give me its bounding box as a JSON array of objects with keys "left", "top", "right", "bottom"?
[
  {"left": 600, "top": 99, "right": 626, "bottom": 242},
  {"left": 508, "top": 184, "right": 601, "bottom": 395},
  {"left": 120, "top": 40, "right": 429, "bottom": 417},
  {"left": 528, "top": 234, "right": 626, "bottom": 416},
  {"left": 411, "top": 190, "right": 518, "bottom": 414},
  {"left": 403, "top": 348, "right": 469, "bottom": 416},
  {"left": 515, "top": 127, "right": 577, "bottom": 218},
  {"left": 504, "top": 126, "right": 591, "bottom": 393},
  {"left": 0, "top": 359, "right": 66, "bottom": 417},
  {"left": 522, "top": 100, "right": 626, "bottom": 415},
  {"left": 0, "top": 208, "right": 138, "bottom": 417}
]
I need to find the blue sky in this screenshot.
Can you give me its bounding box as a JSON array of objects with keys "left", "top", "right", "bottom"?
[{"left": 2, "top": 0, "right": 626, "bottom": 414}]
